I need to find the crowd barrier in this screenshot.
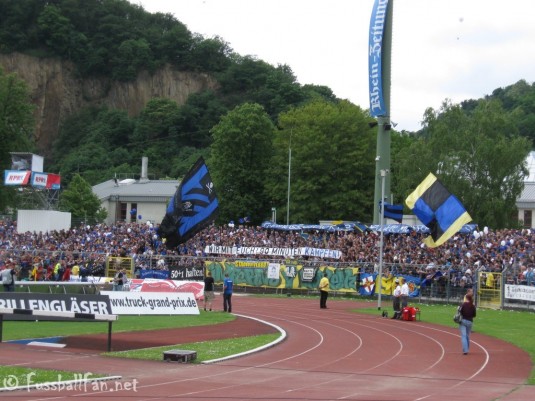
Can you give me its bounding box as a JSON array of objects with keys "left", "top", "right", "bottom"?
[{"left": 2, "top": 249, "right": 534, "bottom": 310}]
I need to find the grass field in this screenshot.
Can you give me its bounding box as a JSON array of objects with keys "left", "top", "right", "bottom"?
[
  {"left": 106, "top": 333, "right": 280, "bottom": 362},
  {"left": 0, "top": 312, "right": 235, "bottom": 340},
  {"left": 1, "top": 297, "right": 534, "bottom": 386}
]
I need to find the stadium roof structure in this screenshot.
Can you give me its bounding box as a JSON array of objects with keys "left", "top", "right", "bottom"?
[{"left": 92, "top": 179, "right": 178, "bottom": 203}]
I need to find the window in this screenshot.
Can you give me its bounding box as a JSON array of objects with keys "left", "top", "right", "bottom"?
[
  {"left": 120, "top": 202, "right": 127, "bottom": 221},
  {"left": 523, "top": 210, "right": 532, "bottom": 228}
]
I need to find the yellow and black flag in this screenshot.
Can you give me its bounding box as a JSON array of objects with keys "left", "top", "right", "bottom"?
[{"left": 405, "top": 173, "right": 472, "bottom": 248}]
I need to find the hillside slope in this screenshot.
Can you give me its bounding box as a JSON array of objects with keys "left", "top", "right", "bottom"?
[{"left": 0, "top": 52, "right": 218, "bottom": 157}]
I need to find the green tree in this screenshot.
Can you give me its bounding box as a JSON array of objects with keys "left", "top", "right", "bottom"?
[
  {"left": 502, "top": 80, "right": 535, "bottom": 146},
  {"left": 252, "top": 64, "right": 306, "bottom": 119},
  {"left": 37, "top": 4, "right": 87, "bottom": 61},
  {"left": 0, "top": 68, "right": 35, "bottom": 212},
  {"left": 129, "top": 98, "right": 183, "bottom": 177},
  {"left": 187, "top": 35, "right": 232, "bottom": 72},
  {"left": 169, "top": 146, "right": 210, "bottom": 179},
  {"left": 209, "top": 103, "right": 275, "bottom": 224},
  {"left": 267, "top": 100, "right": 375, "bottom": 224},
  {"left": 59, "top": 173, "right": 106, "bottom": 225},
  {"left": 395, "top": 99, "right": 531, "bottom": 228},
  {"left": 91, "top": 108, "right": 135, "bottom": 149},
  {"left": 174, "top": 90, "right": 228, "bottom": 148},
  {"left": 111, "top": 38, "right": 154, "bottom": 81},
  {"left": 0, "top": 0, "right": 43, "bottom": 51},
  {"left": 51, "top": 107, "right": 137, "bottom": 186},
  {"left": 51, "top": 107, "right": 98, "bottom": 158},
  {"left": 131, "top": 98, "right": 181, "bottom": 143},
  {"left": 152, "top": 22, "right": 193, "bottom": 67},
  {"left": 301, "top": 84, "right": 338, "bottom": 103}
]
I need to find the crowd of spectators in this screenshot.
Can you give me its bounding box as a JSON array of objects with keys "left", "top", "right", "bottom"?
[{"left": 0, "top": 218, "right": 534, "bottom": 286}]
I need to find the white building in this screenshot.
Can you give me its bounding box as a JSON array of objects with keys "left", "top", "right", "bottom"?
[
  {"left": 517, "top": 151, "right": 535, "bottom": 228},
  {"left": 92, "top": 157, "right": 177, "bottom": 225}
]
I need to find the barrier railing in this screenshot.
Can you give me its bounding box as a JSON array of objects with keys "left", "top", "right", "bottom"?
[{"left": 2, "top": 248, "right": 534, "bottom": 310}]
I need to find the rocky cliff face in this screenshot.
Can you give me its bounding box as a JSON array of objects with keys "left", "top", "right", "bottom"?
[{"left": 0, "top": 53, "right": 218, "bottom": 158}]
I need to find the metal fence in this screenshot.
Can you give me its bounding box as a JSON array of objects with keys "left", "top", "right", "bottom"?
[{"left": 2, "top": 248, "right": 534, "bottom": 310}]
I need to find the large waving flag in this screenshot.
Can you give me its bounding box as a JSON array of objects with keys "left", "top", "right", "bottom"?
[
  {"left": 405, "top": 173, "right": 471, "bottom": 248},
  {"left": 158, "top": 157, "right": 219, "bottom": 249}
]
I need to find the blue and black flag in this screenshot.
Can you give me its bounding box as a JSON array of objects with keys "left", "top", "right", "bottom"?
[
  {"left": 158, "top": 157, "right": 219, "bottom": 248},
  {"left": 380, "top": 201, "right": 403, "bottom": 223},
  {"left": 405, "top": 172, "right": 471, "bottom": 248}
]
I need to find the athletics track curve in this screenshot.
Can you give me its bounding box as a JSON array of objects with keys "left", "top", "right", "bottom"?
[{"left": 0, "top": 296, "right": 533, "bottom": 401}]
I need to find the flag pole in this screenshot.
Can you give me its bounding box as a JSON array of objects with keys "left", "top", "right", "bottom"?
[
  {"left": 378, "top": 169, "right": 387, "bottom": 310},
  {"left": 286, "top": 132, "right": 292, "bottom": 225},
  {"left": 371, "top": 0, "right": 394, "bottom": 224}
]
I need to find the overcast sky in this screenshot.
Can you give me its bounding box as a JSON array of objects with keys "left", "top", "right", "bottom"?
[{"left": 137, "top": 0, "right": 535, "bottom": 132}]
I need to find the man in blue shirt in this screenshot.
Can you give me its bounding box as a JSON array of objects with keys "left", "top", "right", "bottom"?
[{"left": 223, "top": 273, "right": 233, "bottom": 313}]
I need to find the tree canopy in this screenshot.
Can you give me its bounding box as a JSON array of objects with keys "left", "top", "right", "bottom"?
[
  {"left": 58, "top": 173, "right": 107, "bottom": 225},
  {"left": 209, "top": 103, "right": 275, "bottom": 224},
  {"left": 267, "top": 100, "right": 375, "bottom": 224},
  {"left": 394, "top": 99, "right": 531, "bottom": 228}
]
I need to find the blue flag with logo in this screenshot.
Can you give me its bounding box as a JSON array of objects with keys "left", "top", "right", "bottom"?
[
  {"left": 158, "top": 157, "right": 219, "bottom": 248},
  {"left": 405, "top": 173, "right": 471, "bottom": 248}
]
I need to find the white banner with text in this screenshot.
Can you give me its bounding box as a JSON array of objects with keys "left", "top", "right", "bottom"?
[
  {"left": 204, "top": 245, "right": 342, "bottom": 259},
  {"left": 101, "top": 291, "right": 199, "bottom": 315},
  {"left": 505, "top": 284, "right": 535, "bottom": 302}
]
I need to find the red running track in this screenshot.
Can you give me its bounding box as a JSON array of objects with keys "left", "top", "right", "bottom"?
[{"left": 0, "top": 296, "right": 533, "bottom": 401}]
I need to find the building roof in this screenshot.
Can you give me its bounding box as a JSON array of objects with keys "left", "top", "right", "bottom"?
[
  {"left": 517, "top": 182, "right": 535, "bottom": 209},
  {"left": 92, "top": 179, "right": 178, "bottom": 203}
]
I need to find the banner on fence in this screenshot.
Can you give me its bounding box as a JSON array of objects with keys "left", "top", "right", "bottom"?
[
  {"left": 168, "top": 265, "right": 204, "bottom": 281},
  {"left": 300, "top": 266, "right": 317, "bottom": 283},
  {"left": 0, "top": 293, "right": 113, "bottom": 320},
  {"left": 505, "top": 284, "right": 535, "bottom": 302},
  {"left": 205, "top": 261, "right": 358, "bottom": 292},
  {"left": 204, "top": 245, "right": 342, "bottom": 259},
  {"left": 267, "top": 263, "right": 281, "bottom": 279},
  {"left": 359, "top": 273, "right": 376, "bottom": 296},
  {"left": 101, "top": 291, "right": 199, "bottom": 315},
  {"left": 0, "top": 291, "right": 200, "bottom": 317},
  {"left": 139, "top": 269, "right": 170, "bottom": 279}
]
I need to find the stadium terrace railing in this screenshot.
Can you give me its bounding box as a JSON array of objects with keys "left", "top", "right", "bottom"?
[{"left": 2, "top": 249, "right": 533, "bottom": 310}]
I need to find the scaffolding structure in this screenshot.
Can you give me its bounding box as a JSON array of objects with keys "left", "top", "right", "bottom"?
[{"left": 14, "top": 186, "right": 60, "bottom": 210}]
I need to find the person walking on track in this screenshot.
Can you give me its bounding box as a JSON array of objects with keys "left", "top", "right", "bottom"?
[{"left": 459, "top": 292, "right": 477, "bottom": 355}]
